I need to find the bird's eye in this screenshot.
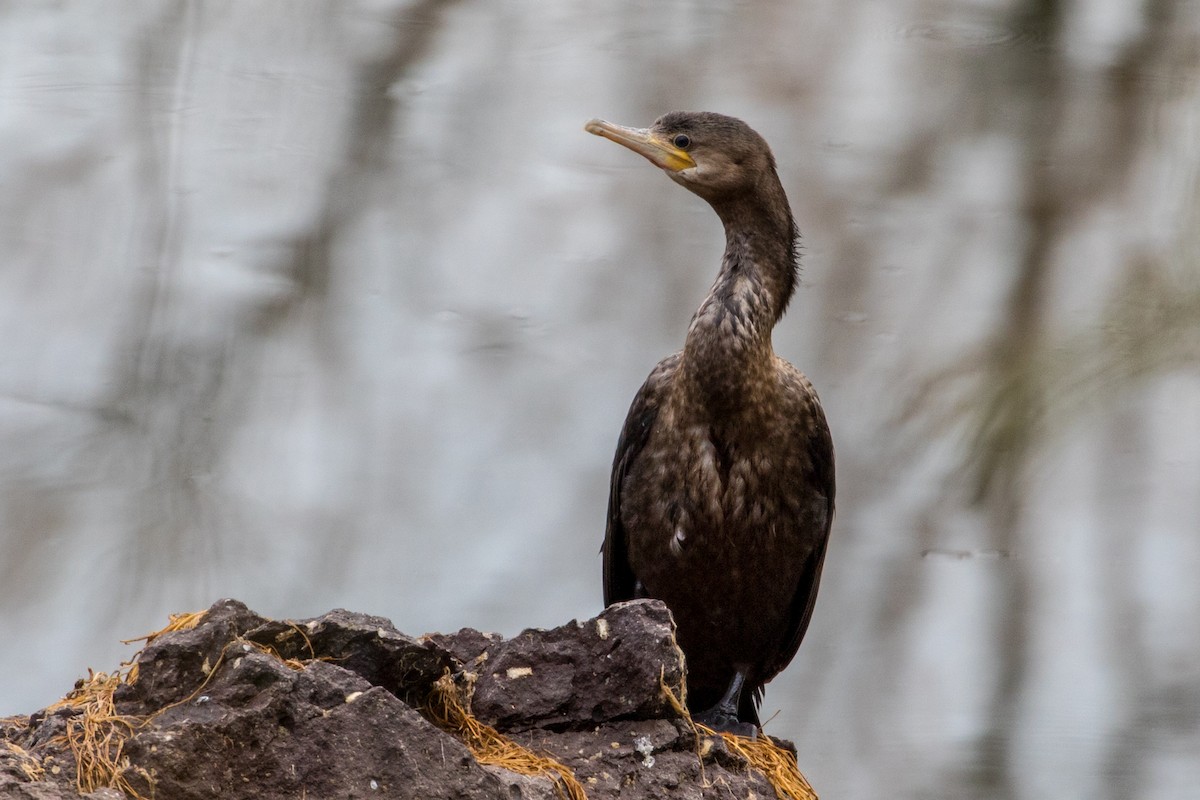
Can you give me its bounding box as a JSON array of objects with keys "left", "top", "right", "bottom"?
[{"left": 673, "top": 134, "right": 691, "bottom": 149}]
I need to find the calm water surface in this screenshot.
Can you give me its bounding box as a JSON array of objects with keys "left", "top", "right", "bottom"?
[{"left": 1, "top": 2, "right": 1198, "bottom": 798}]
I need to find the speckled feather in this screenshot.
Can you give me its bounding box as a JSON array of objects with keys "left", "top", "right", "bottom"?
[{"left": 600, "top": 112, "right": 835, "bottom": 726}]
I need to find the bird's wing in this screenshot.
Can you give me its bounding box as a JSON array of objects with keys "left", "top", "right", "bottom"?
[
  {"left": 603, "top": 354, "right": 680, "bottom": 607},
  {"left": 757, "top": 394, "right": 836, "bottom": 698}
]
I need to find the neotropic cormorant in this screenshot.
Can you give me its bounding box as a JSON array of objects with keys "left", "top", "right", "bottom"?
[{"left": 587, "top": 112, "right": 835, "bottom": 736}]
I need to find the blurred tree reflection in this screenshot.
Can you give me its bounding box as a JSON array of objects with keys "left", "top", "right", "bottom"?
[
  {"left": 1, "top": 1, "right": 1198, "bottom": 797},
  {"left": 894, "top": 1, "right": 1199, "bottom": 796}
]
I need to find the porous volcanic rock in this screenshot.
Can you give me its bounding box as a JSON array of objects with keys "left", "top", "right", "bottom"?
[
  {"left": 429, "top": 600, "right": 686, "bottom": 732},
  {"left": 0, "top": 598, "right": 808, "bottom": 800}
]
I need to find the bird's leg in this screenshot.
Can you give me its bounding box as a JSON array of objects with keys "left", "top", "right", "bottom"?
[{"left": 692, "top": 667, "right": 758, "bottom": 738}]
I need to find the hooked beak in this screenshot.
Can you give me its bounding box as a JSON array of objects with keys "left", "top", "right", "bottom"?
[{"left": 585, "top": 118, "right": 696, "bottom": 172}]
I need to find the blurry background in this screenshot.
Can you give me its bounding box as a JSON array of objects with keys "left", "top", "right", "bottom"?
[{"left": 2, "top": 1, "right": 1198, "bottom": 797}]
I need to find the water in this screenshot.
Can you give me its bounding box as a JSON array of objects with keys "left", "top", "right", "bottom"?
[{"left": 2, "top": 1, "right": 1199, "bottom": 797}]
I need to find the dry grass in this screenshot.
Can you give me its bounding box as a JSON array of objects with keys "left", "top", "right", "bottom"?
[
  {"left": 121, "top": 610, "right": 207, "bottom": 684},
  {"left": 5, "top": 741, "right": 46, "bottom": 782},
  {"left": 36, "top": 610, "right": 209, "bottom": 798},
  {"left": 46, "top": 669, "right": 151, "bottom": 797},
  {"left": 660, "top": 668, "right": 818, "bottom": 800},
  {"left": 245, "top": 636, "right": 316, "bottom": 671},
  {"left": 706, "top": 726, "right": 818, "bottom": 800},
  {"left": 659, "top": 666, "right": 689, "bottom": 718},
  {"left": 121, "top": 610, "right": 207, "bottom": 647},
  {"left": 423, "top": 671, "right": 587, "bottom": 800}
]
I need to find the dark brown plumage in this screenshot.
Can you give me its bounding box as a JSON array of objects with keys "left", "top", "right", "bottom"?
[{"left": 586, "top": 111, "right": 835, "bottom": 735}]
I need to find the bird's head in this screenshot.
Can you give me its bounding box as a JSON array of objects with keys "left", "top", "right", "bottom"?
[{"left": 585, "top": 111, "right": 778, "bottom": 204}]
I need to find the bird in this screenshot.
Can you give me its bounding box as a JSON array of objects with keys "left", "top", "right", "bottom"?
[{"left": 586, "top": 111, "right": 835, "bottom": 736}]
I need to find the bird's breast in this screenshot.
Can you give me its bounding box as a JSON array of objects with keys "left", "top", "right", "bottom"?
[{"left": 623, "top": 420, "right": 811, "bottom": 567}]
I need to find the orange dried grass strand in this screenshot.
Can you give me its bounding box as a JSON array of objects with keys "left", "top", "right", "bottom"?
[{"left": 424, "top": 672, "right": 587, "bottom": 800}]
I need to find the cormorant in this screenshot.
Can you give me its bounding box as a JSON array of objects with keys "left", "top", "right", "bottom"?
[{"left": 586, "top": 112, "right": 835, "bottom": 736}]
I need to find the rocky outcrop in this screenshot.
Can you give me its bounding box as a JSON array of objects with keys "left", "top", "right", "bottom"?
[{"left": 0, "top": 599, "right": 815, "bottom": 799}]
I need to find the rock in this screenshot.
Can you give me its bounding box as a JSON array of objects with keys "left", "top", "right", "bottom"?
[
  {"left": 465, "top": 600, "right": 687, "bottom": 732},
  {"left": 113, "top": 599, "right": 268, "bottom": 715},
  {"left": 0, "top": 598, "right": 815, "bottom": 800},
  {"left": 124, "top": 665, "right": 508, "bottom": 800},
  {"left": 245, "top": 607, "right": 456, "bottom": 707},
  {"left": 421, "top": 627, "right": 503, "bottom": 669}
]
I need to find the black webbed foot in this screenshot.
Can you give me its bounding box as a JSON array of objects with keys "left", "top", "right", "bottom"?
[
  {"left": 692, "top": 667, "right": 760, "bottom": 739},
  {"left": 694, "top": 706, "right": 758, "bottom": 738}
]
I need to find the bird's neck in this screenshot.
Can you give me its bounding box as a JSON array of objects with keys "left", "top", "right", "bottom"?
[{"left": 679, "top": 186, "right": 798, "bottom": 415}]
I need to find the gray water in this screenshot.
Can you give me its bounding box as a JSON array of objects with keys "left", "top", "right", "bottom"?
[{"left": 2, "top": 1, "right": 1199, "bottom": 798}]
